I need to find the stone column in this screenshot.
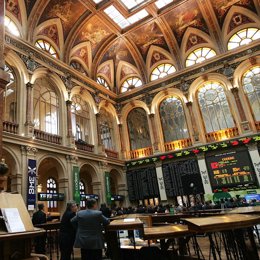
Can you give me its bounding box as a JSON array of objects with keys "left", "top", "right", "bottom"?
[
  {"left": 0, "top": 1, "right": 10, "bottom": 188},
  {"left": 186, "top": 101, "right": 200, "bottom": 142},
  {"left": 24, "top": 82, "right": 34, "bottom": 137},
  {"left": 66, "top": 100, "right": 75, "bottom": 147},
  {"left": 154, "top": 161, "right": 167, "bottom": 201},
  {"left": 149, "top": 114, "right": 160, "bottom": 152},
  {"left": 196, "top": 153, "right": 212, "bottom": 195},
  {"left": 118, "top": 123, "right": 126, "bottom": 158},
  {"left": 231, "top": 87, "right": 250, "bottom": 132},
  {"left": 58, "top": 178, "right": 69, "bottom": 212},
  {"left": 96, "top": 113, "right": 105, "bottom": 154}
]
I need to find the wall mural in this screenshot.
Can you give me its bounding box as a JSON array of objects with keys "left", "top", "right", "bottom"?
[
  {"left": 6, "top": 0, "right": 21, "bottom": 23},
  {"left": 74, "top": 16, "right": 112, "bottom": 59},
  {"left": 127, "top": 108, "right": 151, "bottom": 151},
  {"left": 185, "top": 33, "right": 207, "bottom": 52},
  {"left": 38, "top": 0, "right": 87, "bottom": 39},
  {"left": 211, "top": 0, "right": 257, "bottom": 28},
  {"left": 97, "top": 63, "right": 112, "bottom": 84},
  {"left": 72, "top": 46, "right": 90, "bottom": 69},
  {"left": 101, "top": 38, "right": 136, "bottom": 70},
  {"left": 120, "top": 65, "right": 137, "bottom": 81},
  {"left": 164, "top": 0, "right": 209, "bottom": 46},
  {"left": 38, "top": 24, "right": 59, "bottom": 47},
  {"left": 129, "top": 22, "right": 169, "bottom": 60},
  {"left": 25, "top": 0, "right": 36, "bottom": 17}
]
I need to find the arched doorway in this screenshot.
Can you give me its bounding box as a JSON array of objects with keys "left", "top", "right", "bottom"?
[
  {"left": 37, "top": 157, "right": 65, "bottom": 213},
  {"left": 79, "top": 164, "right": 98, "bottom": 209},
  {"left": 110, "top": 169, "right": 125, "bottom": 206},
  {"left": 2, "top": 148, "right": 20, "bottom": 193}
]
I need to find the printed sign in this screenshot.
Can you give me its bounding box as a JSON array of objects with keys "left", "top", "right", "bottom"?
[
  {"left": 73, "top": 166, "right": 80, "bottom": 204},
  {"left": 27, "top": 159, "right": 37, "bottom": 211}
]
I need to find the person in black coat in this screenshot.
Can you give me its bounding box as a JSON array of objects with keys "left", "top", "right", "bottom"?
[
  {"left": 32, "top": 203, "right": 47, "bottom": 254},
  {"left": 59, "top": 201, "right": 78, "bottom": 260}
]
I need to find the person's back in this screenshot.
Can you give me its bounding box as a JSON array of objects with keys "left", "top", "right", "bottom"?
[{"left": 71, "top": 199, "right": 110, "bottom": 260}]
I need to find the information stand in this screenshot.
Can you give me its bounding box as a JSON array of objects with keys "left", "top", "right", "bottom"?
[{"left": 0, "top": 193, "right": 45, "bottom": 260}]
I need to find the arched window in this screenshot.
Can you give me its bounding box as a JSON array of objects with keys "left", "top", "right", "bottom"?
[
  {"left": 33, "top": 78, "right": 59, "bottom": 135},
  {"left": 4, "top": 16, "right": 20, "bottom": 37},
  {"left": 79, "top": 181, "right": 86, "bottom": 209},
  {"left": 242, "top": 66, "right": 260, "bottom": 121},
  {"left": 159, "top": 96, "right": 189, "bottom": 142},
  {"left": 99, "top": 108, "right": 114, "bottom": 150},
  {"left": 70, "top": 61, "right": 87, "bottom": 75},
  {"left": 127, "top": 108, "right": 151, "bottom": 150},
  {"left": 150, "top": 63, "right": 176, "bottom": 81},
  {"left": 97, "top": 76, "right": 109, "bottom": 90},
  {"left": 121, "top": 77, "right": 142, "bottom": 93},
  {"left": 47, "top": 177, "right": 57, "bottom": 210},
  {"left": 228, "top": 28, "right": 260, "bottom": 50},
  {"left": 35, "top": 39, "right": 58, "bottom": 58},
  {"left": 71, "top": 95, "right": 91, "bottom": 142},
  {"left": 186, "top": 47, "right": 216, "bottom": 67},
  {"left": 4, "top": 65, "right": 17, "bottom": 123},
  {"left": 197, "top": 81, "right": 235, "bottom": 133}
]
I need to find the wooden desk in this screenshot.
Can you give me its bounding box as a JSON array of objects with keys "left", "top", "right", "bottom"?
[
  {"left": 182, "top": 214, "right": 260, "bottom": 233},
  {"left": 230, "top": 206, "right": 260, "bottom": 214},
  {"left": 107, "top": 218, "right": 144, "bottom": 231},
  {"left": 143, "top": 224, "right": 190, "bottom": 240},
  {"left": 183, "top": 214, "right": 260, "bottom": 260},
  {"left": 0, "top": 229, "right": 45, "bottom": 260}
]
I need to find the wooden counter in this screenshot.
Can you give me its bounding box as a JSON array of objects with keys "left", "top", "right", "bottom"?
[
  {"left": 182, "top": 214, "right": 260, "bottom": 233},
  {"left": 230, "top": 206, "right": 260, "bottom": 214},
  {"left": 143, "top": 224, "right": 190, "bottom": 240},
  {"left": 106, "top": 218, "right": 144, "bottom": 231}
]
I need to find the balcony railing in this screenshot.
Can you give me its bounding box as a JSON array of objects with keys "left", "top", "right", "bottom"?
[
  {"left": 34, "top": 129, "right": 62, "bottom": 144},
  {"left": 255, "top": 121, "right": 260, "bottom": 132},
  {"left": 164, "top": 138, "right": 192, "bottom": 152},
  {"left": 129, "top": 147, "right": 153, "bottom": 159},
  {"left": 3, "top": 121, "right": 19, "bottom": 134},
  {"left": 75, "top": 140, "right": 94, "bottom": 152},
  {"left": 105, "top": 148, "right": 118, "bottom": 159},
  {"left": 205, "top": 127, "right": 239, "bottom": 143}
]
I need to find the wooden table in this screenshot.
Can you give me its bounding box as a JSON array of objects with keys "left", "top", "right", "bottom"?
[
  {"left": 0, "top": 229, "right": 45, "bottom": 260},
  {"left": 183, "top": 214, "right": 260, "bottom": 260},
  {"left": 106, "top": 218, "right": 144, "bottom": 231},
  {"left": 230, "top": 206, "right": 260, "bottom": 214}
]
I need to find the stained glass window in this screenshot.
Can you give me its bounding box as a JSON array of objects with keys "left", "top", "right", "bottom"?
[
  {"left": 33, "top": 78, "right": 59, "bottom": 135},
  {"left": 228, "top": 28, "right": 260, "bottom": 50},
  {"left": 186, "top": 48, "right": 216, "bottom": 67},
  {"left": 47, "top": 177, "right": 57, "bottom": 210},
  {"left": 197, "top": 82, "right": 235, "bottom": 133},
  {"left": 4, "top": 65, "right": 17, "bottom": 123},
  {"left": 150, "top": 63, "right": 176, "bottom": 81},
  {"left": 4, "top": 16, "right": 20, "bottom": 37},
  {"left": 242, "top": 66, "right": 260, "bottom": 121},
  {"left": 127, "top": 108, "right": 151, "bottom": 150},
  {"left": 35, "top": 39, "right": 58, "bottom": 58},
  {"left": 99, "top": 108, "right": 114, "bottom": 150},
  {"left": 97, "top": 76, "right": 109, "bottom": 89},
  {"left": 121, "top": 77, "right": 142, "bottom": 93},
  {"left": 71, "top": 95, "right": 91, "bottom": 143},
  {"left": 159, "top": 96, "right": 189, "bottom": 142}
]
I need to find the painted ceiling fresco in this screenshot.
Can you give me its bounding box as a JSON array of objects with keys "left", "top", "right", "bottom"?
[
  {"left": 164, "top": 0, "right": 209, "bottom": 46},
  {"left": 211, "top": 0, "right": 257, "bottom": 28},
  {"left": 128, "top": 21, "right": 169, "bottom": 60},
  {"left": 5, "top": 0, "right": 260, "bottom": 92},
  {"left": 38, "top": 0, "right": 88, "bottom": 39},
  {"left": 25, "top": 0, "right": 36, "bottom": 17},
  {"left": 74, "top": 16, "right": 113, "bottom": 59}
]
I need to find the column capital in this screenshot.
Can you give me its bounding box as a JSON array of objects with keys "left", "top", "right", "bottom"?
[
  {"left": 26, "top": 82, "right": 34, "bottom": 89},
  {"left": 0, "top": 69, "right": 10, "bottom": 90},
  {"left": 186, "top": 101, "right": 193, "bottom": 107},
  {"left": 66, "top": 99, "right": 72, "bottom": 106},
  {"left": 149, "top": 113, "right": 155, "bottom": 118},
  {"left": 231, "top": 86, "right": 239, "bottom": 94}
]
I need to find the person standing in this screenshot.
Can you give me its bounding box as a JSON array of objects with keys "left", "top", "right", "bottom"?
[
  {"left": 32, "top": 203, "right": 47, "bottom": 254},
  {"left": 59, "top": 201, "right": 78, "bottom": 260},
  {"left": 71, "top": 199, "right": 110, "bottom": 260}
]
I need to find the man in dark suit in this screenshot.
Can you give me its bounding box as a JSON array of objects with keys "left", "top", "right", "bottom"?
[
  {"left": 71, "top": 199, "right": 110, "bottom": 260},
  {"left": 32, "top": 203, "right": 47, "bottom": 254}
]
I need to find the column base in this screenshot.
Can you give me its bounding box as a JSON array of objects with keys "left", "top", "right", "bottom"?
[
  {"left": 98, "top": 144, "right": 106, "bottom": 155},
  {"left": 67, "top": 136, "right": 75, "bottom": 148},
  {"left": 240, "top": 121, "right": 252, "bottom": 133}
]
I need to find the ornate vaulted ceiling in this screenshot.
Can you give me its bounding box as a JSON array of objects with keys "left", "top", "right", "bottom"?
[{"left": 5, "top": 0, "right": 260, "bottom": 94}]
